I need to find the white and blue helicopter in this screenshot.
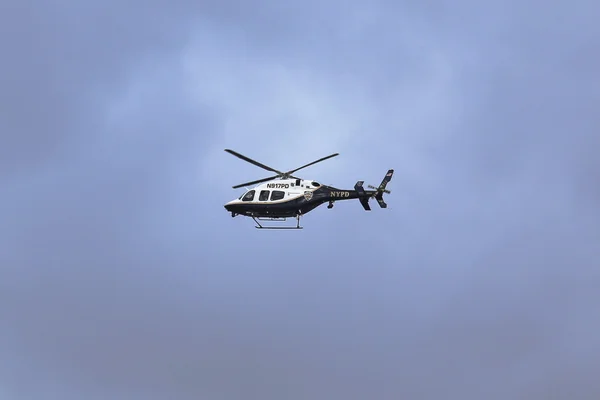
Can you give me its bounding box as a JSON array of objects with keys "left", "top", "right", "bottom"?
[{"left": 224, "top": 149, "right": 393, "bottom": 229}]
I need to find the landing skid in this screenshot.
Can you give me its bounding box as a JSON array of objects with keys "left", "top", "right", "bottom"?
[{"left": 252, "top": 215, "right": 303, "bottom": 230}]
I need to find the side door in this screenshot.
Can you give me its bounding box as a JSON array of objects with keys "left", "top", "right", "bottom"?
[
  {"left": 258, "top": 189, "right": 270, "bottom": 203},
  {"left": 270, "top": 190, "right": 286, "bottom": 202}
]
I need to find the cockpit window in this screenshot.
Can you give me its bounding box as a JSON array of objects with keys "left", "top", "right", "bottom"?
[
  {"left": 242, "top": 190, "right": 255, "bottom": 201},
  {"left": 312, "top": 182, "right": 320, "bottom": 187}
]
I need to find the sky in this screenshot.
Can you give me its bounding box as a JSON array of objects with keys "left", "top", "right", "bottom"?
[{"left": 1, "top": 0, "right": 599, "bottom": 398}]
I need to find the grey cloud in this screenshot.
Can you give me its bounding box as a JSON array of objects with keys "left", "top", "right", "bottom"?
[
  {"left": 2, "top": 0, "right": 600, "bottom": 399},
  {"left": 0, "top": 0, "right": 201, "bottom": 175}
]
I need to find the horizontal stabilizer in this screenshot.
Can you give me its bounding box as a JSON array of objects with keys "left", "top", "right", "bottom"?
[{"left": 354, "top": 180, "right": 371, "bottom": 211}]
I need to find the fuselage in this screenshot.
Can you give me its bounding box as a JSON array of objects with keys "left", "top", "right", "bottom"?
[{"left": 224, "top": 178, "right": 372, "bottom": 218}]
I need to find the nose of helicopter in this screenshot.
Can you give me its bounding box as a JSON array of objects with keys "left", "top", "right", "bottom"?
[
  {"left": 224, "top": 200, "right": 240, "bottom": 216},
  {"left": 224, "top": 199, "right": 236, "bottom": 211}
]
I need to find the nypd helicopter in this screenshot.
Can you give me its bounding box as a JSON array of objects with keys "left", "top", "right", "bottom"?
[{"left": 224, "top": 149, "right": 393, "bottom": 229}]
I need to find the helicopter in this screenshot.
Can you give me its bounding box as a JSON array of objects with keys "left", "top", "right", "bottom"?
[{"left": 223, "top": 149, "right": 393, "bottom": 229}]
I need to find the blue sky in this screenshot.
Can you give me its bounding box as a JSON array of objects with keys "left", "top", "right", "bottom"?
[{"left": 1, "top": 0, "right": 599, "bottom": 398}]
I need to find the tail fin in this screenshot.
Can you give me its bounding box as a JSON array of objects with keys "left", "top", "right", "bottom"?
[
  {"left": 355, "top": 169, "right": 394, "bottom": 210},
  {"left": 378, "top": 169, "right": 394, "bottom": 192},
  {"left": 374, "top": 169, "right": 393, "bottom": 208}
]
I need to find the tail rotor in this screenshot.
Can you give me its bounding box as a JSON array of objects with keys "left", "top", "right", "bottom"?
[{"left": 367, "top": 184, "right": 391, "bottom": 194}]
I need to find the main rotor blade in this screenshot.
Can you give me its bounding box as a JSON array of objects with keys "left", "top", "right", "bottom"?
[
  {"left": 286, "top": 153, "right": 339, "bottom": 175},
  {"left": 232, "top": 175, "right": 280, "bottom": 189},
  {"left": 225, "top": 149, "right": 283, "bottom": 174}
]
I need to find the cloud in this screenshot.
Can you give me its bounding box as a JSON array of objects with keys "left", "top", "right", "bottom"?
[{"left": 1, "top": 0, "right": 599, "bottom": 399}]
